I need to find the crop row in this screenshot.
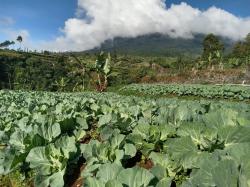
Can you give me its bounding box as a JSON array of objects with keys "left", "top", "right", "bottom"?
[
  {"left": 0, "top": 90, "right": 250, "bottom": 187},
  {"left": 120, "top": 84, "right": 250, "bottom": 100}
]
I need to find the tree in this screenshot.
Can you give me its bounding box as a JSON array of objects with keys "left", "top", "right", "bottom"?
[
  {"left": 231, "top": 33, "right": 250, "bottom": 66},
  {"left": 232, "top": 41, "right": 247, "bottom": 58},
  {"left": 70, "top": 54, "right": 90, "bottom": 92},
  {"left": 202, "top": 34, "right": 224, "bottom": 66},
  {"left": 245, "top": 33, "right": 250, "bottom": 44},
  {"left": 16, "top": 35, "right": 23, "bottom": 50},
  {"left": 0, "top": 40, "right": 15, "bottom": 48}
]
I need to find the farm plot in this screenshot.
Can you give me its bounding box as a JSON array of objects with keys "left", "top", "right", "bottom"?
[
  {"left": 120, "top": 84, "right": 250, "bottom": 101},
  {"left": 0, "top": 90, "right": 250, "bottom": 187}
]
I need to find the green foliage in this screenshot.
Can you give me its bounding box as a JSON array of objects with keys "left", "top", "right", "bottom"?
[
  {"left": 0, "top": 169, "right": 33, "bottom": 187},
  {"left": 0, "top": 48, "right": 248, "bottom": 92},
  {"left": 231, "top": 33, "right": 250, "bottom": 66},
  {"left": 202, "top": 34, "right": 224, "bottom": 65},
  {"left": 120, "top": 84, "right": 250, "bottom": 101},
  {"left": 228, "top": 57, "right": 241, "bottom": 67},
  {"left": 95, "top": 52, "right": 112, "bottom": 91},
  {"left": 0, "top": 90, "right": 250, "bottom": 186}
]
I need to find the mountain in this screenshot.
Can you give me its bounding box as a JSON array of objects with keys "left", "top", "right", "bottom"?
[{"left": 86, "top": 33, "right": 235, "bottom": 57}]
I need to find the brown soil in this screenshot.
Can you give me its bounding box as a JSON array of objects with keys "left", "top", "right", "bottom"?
[
  {"left": 64, "top": 156, "right": 86, "bottom": 187},
  {"left": 141, "top": 68, "right": 247, "bottom": 84},
  {"left": 137, "top": 159, "right": 154, "bottom": 170},
  {"left": 79, "top": 134, "right": 92, "bottom": 144}
]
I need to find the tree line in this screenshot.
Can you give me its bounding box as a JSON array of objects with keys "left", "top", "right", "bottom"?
[
  {"left": 200, "top": 33, "right": 250, "bottom": 68},
  {"left": 0, "top": 33, "right": 249, "bottom": 91}
]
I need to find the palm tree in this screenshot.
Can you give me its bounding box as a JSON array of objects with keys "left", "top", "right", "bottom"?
[{"left": 16, "top": 35, "right": 23, "bottom": 50}]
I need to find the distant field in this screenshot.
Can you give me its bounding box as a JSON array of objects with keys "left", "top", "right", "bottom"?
[{"left": 120, "top": 83, "right": 250, "bottom": 101}]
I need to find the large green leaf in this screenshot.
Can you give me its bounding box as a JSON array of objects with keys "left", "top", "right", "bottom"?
[
  {"left": 98, "top": 114, "right": 112, "bottom": 127},
  {"left": 0, "top": 148, "right": 15, "bottom": 174},
  {"left": 26, "top": 145, "right": 66, "bottom": 176},
  {"left": 9, "top": 129, "right": 31, "bottom": 153},
  {"left": 212, "top": 159, "right": 239, "bottom": 187},
  {"left": 55, "top": 136, "right": 77, "bottom": 159},
  {"left": 158, "top": 124, "right": 176, "bottom": 141},
  {"left": 182, "top": 157, "right": 239, "bottom": 187},
  {"left": 34, "top": 170, "right": 65, "bottom": 187},
  {"left": 167, "top": 136, "right": 199, "bottom": 168},
  {"left": 103, "top": 54, "right": 111, "bottom": 75},
  {"left": 167, "top": 137, "right": 198, "bottom": 158},
  {"left": 80, "top": 140, "right": 101, "bottom": 160},
  {"left": 132, "top": 120, "right": 151, "bottom": 139},
  {"left": 82, "top": 158, "right": 101, "bottom": 178},
  {"left": 219, "top": 126, "right": 250, "bottom": 147},
  {"left": 149, "top": 152, "right": 170, "bottom": 168},
  {"left": 239, "top": 157, "right": 250, "bottom": 187},
  {"left": 36, "top": 122, "right": 61, "bottom": 142},
  {"left": 203, "top": 109, "right": 238, "bottom": 128},
  {"left": 26, "top": 146, "right": 52, "bottom": 175},
  {"left": 76, "top": 117, "right": 88, "bottom": 130},
  {"left": 109, "top": 131, "right": 125, "bottom": 149},
  {"left": 150, "top": 164, "right": 168, "bottom": 180},
  {"left": 156, "top": 178, "right": 172, "bottom": 187},
  {"left": 177, "top": 123, "right": 205, "bottom": 144},
  {"left": 96, "top": 163, "right": 123, "bottom": 183},
  {"left": 105, "top": 179, "right": 123, "bottom": 187},
  {"left": 117, "top": 167, "right": 154, "bottom": 187},
  {"left": 124, "top": 143, "right": 136, "bottom": 157},
  {"left": 85, "top": 177, "right": 104, "bottom": 187},
  {"left": 174, "top": 105, "right": 193, "bottom": 123}
]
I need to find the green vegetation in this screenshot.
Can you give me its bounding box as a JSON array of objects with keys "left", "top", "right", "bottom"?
[
  {"left": 230, "top": 33, "right": 250, "bottom": 67},
  {"left": 94, "top": 52, "right": 112, "bottom": 91},
  {"left": 120, "top": 84, "right": 250, "bottom": 101},
  {"left": 0, "top": 33, "right": 250, "bottom": 93},
  {"left": 0, "top": 90, "right": 250, "bottom": 187},
  {"left": 0, "top": 32, "right": 250, "bottom": 187},
  {"left": 202, "top": 34, "right": 224, "bottom": 61}
]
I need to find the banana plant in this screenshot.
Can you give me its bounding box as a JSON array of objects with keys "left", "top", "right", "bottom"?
[
  {"left": 54, "top": 78, "right": 68, "bottom": 92},
  {"left": 95, "top": 52, "right": 112, "bottom": 92},
  {"left": 208, "top": 52, "right": 213, "bottom": 67},
  {"left": 215, "top": 50, "right": 224, "bottom": 70},
  {"left": 103, "top": 53, "right": 111, "bottom": 88}
]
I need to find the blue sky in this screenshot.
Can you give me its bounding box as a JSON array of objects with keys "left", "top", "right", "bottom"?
[
  {"left": 0, "top": 0, "right": 250, "bottom": 51},
  {"left": 167, "top": 0, "right": 250, "bottom": 17},
  {"left": 0, "top": 0, "right": 77, "bottom": 42}
]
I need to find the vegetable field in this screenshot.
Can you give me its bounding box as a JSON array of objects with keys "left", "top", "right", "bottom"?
[
  {"left": 120, "top": 84, "right": 250, "bottom": 101},
  {"left": 1, "top": 90, "right": 250, "bottom": 187}
]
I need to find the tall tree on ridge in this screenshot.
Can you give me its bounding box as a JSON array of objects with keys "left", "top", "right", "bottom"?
[
  {"left": 16, "top": 35, "right": 23, "bottom": 50},
  {"left": 202, "top": 34, "right": 224, "bottom": 66}
]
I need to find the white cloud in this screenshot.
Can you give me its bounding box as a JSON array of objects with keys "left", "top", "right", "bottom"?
[{"left": 42, "top": 0, "right": 250, "bottom": 51}]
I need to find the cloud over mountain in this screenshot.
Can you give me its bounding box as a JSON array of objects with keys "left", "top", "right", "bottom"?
[{"left": 43, "top": 0, "right": 250, "bottom": 51}]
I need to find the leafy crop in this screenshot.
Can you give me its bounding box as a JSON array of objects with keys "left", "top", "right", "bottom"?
[
  {"left": 0, "top": 90, "right": 250, "bottom": 186},
  {"left": 120, "top": 83, "right": 250, "bottom": 100}
]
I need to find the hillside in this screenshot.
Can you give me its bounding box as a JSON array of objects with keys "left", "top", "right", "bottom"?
[{"left": 87, "top": 33, "right": 235, "bottom": 57}]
